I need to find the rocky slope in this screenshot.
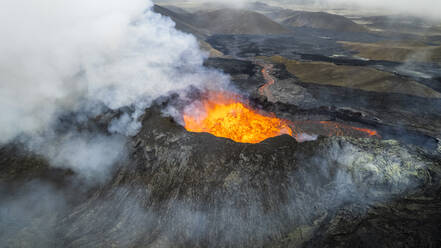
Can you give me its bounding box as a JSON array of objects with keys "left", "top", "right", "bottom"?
[
  {"left": 153, "top": 5, "right": 290, "bottom": 36},
  {"left": 360, "top": 15, "right": 439, "bottom": 35},
  {"left": 153, "top": 5, "right": 208, "bottom": 39},
  {"left": 152, "top": 5, "right": 223, "bottom": 56},
  {"left": 204, "top": 57, "right": 441, "bottom": 143},
  {"left": 1, "top": 104, "right": 440, "bottom": 247},
  {"left": 339, "top": 41, "right": 441, "bottom": 63},
  {"left": 191, "top": 9, "right": 291, "bottom": 35},
  {"left": 281, "top": 11, "right": 368, "bottom": 33},
  {"left": 265, "top": 55, "right": 441, "bottom": 98},
  {"left": 2, "top": 4, "right": 441, "bottom": 247},
  {"left": 245, "top": 2, "right": 368, "bottom": 33},
  {"left": 1, "top": 53, "right": 441, "bottom": 246}
]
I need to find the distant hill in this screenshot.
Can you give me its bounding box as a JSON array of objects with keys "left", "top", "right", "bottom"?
[
  {"left": 243, "top": 2, "right": 368, "bottom": 33},
  {"left": 361, "top": 15, "right": 437, "bottom": 34},
  {"left": 153, "top": 5, "right": 290, "bottom": 36},
  {"left": 153, "top": 5, "right": 208, "bottom": 39},
  {"left": 245, "top": 1, "right": 285, "bottom": 13},
  {"left": 161, "top": 5, "right": 191, "bottom": 16},
  {"left": 153, "top": 5, "right": 223, "bottom": 57},
  {"left": 281, "top": 11, "right": 368, "bottom": 32},
  {"left": 191, "top": 9, "right": 291, "bottom": 35}
]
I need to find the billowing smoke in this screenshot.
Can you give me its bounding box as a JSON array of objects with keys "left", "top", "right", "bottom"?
[{"left": 0, "top": 0, "right": 229, "bottom": 181}]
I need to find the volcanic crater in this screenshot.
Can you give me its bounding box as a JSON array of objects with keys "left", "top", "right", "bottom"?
[{"left": 2, "top": 2, "right": 441, "bottom": 248}]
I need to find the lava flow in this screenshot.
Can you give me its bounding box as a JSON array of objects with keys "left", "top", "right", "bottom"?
[
  {"left": 183, "top": 92, "right": 292, "bottom": 143},
  {"left": 290, "top": 120, "right": 380, "bottom": 138},
  {"left": 183, "top": 91, "right": 379, "bottom": 144},
  {"left": 258, "top": 63, "right": 276, "bottom": 102}
]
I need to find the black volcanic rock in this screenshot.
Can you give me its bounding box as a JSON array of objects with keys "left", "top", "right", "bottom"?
[
  {"left": 203, "top": 57, "right": 264, "bottom": 95},
  {"left": 0, "top": 105, "right": 441, "bottom": 247},
  {"left": 2, "top": 3, "right": 441, "bottom": 248},
  {"left": 58, "top": 107, "right": 441, "bottom": 247}
]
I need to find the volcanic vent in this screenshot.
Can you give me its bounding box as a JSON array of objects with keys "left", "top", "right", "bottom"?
[
  {"left": 183, "top": 91, "right": 293, "bottom": 143},
  {"left": 181, "top": 90, "right": 380, "bottom": 144}
]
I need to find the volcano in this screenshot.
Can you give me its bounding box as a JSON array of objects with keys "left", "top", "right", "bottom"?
[
  {"left": 182, "top": 90, "right": 379, "bottom": 144},
  {"left": 1, "top": 65, "right": 440, "bottom": 247},
  {"left": 2, "top": 102, "right": 435, "bottom": 247},
  {"left": 2, "top": 2, "right": 441, "bottom": 248},
  {"left": 182, "top": 91, "right": 293, "bottom": 143}
]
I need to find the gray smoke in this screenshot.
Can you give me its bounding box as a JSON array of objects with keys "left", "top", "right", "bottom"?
[
  {"left": 0, "top": 181, "right": 68, "bottom": 247},
  {"left": 0, "top": 0, "right": 230, "bottom": 181}
]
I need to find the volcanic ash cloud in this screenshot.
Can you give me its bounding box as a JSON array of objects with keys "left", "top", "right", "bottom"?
[{"left": 0, "top": 0, "right": 229, "bottom": 180}]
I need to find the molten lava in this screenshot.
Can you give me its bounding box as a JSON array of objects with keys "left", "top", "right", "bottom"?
[
  {"left": 183, "top": 91, "right": 380, "bottom": 144},
  {"left": 183, "top": 92, "right": 292, "bottom": 143},
  {"left": 258, "top": 63, "right": 275, "bottom": 102}
]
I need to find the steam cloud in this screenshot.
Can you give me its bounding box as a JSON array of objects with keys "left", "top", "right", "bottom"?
[{"left": 0, "top": 0, "right": 229, "bottom": 180}]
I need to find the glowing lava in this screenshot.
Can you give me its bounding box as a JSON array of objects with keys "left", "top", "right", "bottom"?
[
  {"left": 258, "top": 63, "right": 275, "bottom": 102},
  {"left": 183, "top": 91, "right": 380, "bottom": 144},
  {"left": 183, "top": 92, "right": 292, "bottom": 143}
]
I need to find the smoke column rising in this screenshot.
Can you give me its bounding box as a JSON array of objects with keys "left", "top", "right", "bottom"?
[{"left": 0, "top": 0, "right": 229, "bottom": 180}]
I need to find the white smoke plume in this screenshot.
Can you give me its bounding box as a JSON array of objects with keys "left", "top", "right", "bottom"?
[{"left": 0, "top": 0, "right": 229, "bottom": 181}]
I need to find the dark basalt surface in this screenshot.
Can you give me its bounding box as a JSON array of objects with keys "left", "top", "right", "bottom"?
[
  {"left": 206, "top": 32, "right": 383, "bottom": 59},
  {"left": 206, "top": 34, "right": 441, "bottom": 92},
  {"left": 1, "top": 104, "right": 441, "bottom": 247},
  {"left": 2, "top": 36, "right": 441, "bottom": 248},
  {"left": 204, "top": 57, "right": 441, "bottom": 142}
]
